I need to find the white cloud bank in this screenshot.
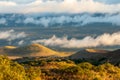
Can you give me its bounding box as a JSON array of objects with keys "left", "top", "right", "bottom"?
[
  {"left": 0, "top": 29, "right": 27, "bottom": 41},
  {"left": 32, "top": 32, "right": 120, "bottom": 48},
  {"left": 22, "top": 13, "right": 120, "bottom": 27},
  {"left": 0, "top": 0, "right": 120, "bottom": 13}
]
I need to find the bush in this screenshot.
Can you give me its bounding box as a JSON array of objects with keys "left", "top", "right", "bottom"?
[
  {"left": 0, "top": 55, "right": 27, "bottom": 80},
  {"left": 0, "top": 55, "right": 41, "bottom": 80}
]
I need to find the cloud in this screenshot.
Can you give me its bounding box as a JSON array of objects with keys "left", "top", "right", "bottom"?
[
  {"left": 23, "top": 13, "right": 120, "bottom": 27},
  {"left": 24, "top": 17, "right": 35, "bottom": 24},
  {"left": 0, "top": 1, "right": 17, "bottom": 13},
  {"left": 0, "top": 18, "right": 6, "bottom": 24},
  {"left": 0, "top": 29, "right": 27, "bottom": 41},
  {"left": 79, "top": 13, "right": 120, "bottom": 26},
  {"left": 0, "top": 0, "right": 120, "bottom": 26},
  {"left": 23, "top": 0, "right": 120, "bottom": 13},
  {"left": 0, "top": 0, "right": 120, "bottom": 13},
  {"left": 0, "top": 1, "right": 17, "bottom": 6},
  {"left": 18, "top": 40, "right": 24, "bottom": 45},
  {"left": 0, "top": 13, "right": 120, "bottom": 27},
  {"left": 32, "top": 32, "right": 120, "bottom": 48}
]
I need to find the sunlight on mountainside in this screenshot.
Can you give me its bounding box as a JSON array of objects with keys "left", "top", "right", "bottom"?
[
  {"left": 28, "top": 43, "right": 59, "bottom": 56},
  {"left": 4, "top": 46, "right": 17, "bottom": 49},
  {"left": 86, "top": 49, "right": 108, "bottom": 53},
  {"left": 0, "top": 44, "right": 73, "bottom": 58}
]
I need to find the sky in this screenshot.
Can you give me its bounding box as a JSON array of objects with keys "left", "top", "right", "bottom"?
[{"left": 0, "top": 0, "right": 120, "bottom": 13}]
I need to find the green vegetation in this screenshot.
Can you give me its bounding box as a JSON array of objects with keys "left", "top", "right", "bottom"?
[
  {"left": 0, "top": 55, "right": 120, "bottom": 80},
  {"left": 0, "top": 55, "right": 41, "bottom": 80}
]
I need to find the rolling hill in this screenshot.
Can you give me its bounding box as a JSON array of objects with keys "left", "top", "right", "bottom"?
[
  {"left": 69, "top": 48, "right": 108, "bottom": 59},
  {"left": 0, "top": 44, "right": 60, "bottom": 57}
]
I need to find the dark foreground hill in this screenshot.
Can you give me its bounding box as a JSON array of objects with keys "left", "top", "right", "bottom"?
[
  {"left": 104, "top": 49, "right": 120, "bottom": 64},
  {"left": 69, "top": 49, "right": 120, "bottom": 65},
  {"left": 69, "top": 49, "right": 108, "bottom": 59}
]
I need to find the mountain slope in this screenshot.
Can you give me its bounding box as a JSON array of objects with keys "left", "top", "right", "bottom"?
[
  {"left": 69, "top": 48, "right": 120, "bottom": 65},
  {"left": 0, "top": 44, "right": 59, "bottom": 57},
  {"left": 69, "top": 49, "right": 108, "bottom": 59},
  {"left": 104, "top": 49, "right": 120, "bottom": 64}
]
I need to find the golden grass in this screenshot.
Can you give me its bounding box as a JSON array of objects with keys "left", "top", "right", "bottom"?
[
  {"left": 4, "top": 46, "right": 17, "bottom": 49},
  {"left": 86, "top": 48, "right": 107, "bottom": 53}
]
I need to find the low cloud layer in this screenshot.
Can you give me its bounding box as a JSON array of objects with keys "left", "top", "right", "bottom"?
[
  {"left": 0, "top": 29, "right": 27, "bottom": 41},
  {"left": 1, "top": 13, "right": 120, "bottom": 27},
  {"left": 0, "top": 0, "right": 120, "bottom": 13},
  {"left": 22, "top": 13, "right": 120, "bottom": 27},
  {"left": 32, "top": 32, "right": 120, "bottom": 48},
  {"left": 0, "top": 13, "right": 120, "bottom": 27}
]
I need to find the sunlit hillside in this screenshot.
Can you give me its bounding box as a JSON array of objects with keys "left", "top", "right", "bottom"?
[{"left": 0, "top": 44, "right": 61, "bottom": 57}]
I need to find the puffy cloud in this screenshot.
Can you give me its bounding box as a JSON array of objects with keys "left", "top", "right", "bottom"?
[
  {"left": 79, "top": 13, "right": 120, "bottom": 26},
  {"left": 0, "top": 13, "right": 119, "bottom": 27},
  {"left": 23, "top": 13, "right": 120, "bottom": 27},
  {"left": 32, "top": 32, "right": 120, "bottom": 48},
  {"left": 18, "top": 40, "right": 24, "bottom": 45},
  {"left": 0, "top": 29, "right": 27, "bottom": 41},
  {"left": 24, "top": 17, "right": 35, "bottom": 24},
  {"left": 0, "top": 18, "right": 6, "bottom": 24}
]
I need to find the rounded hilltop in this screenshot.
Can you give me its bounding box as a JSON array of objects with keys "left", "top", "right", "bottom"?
[{"left": 0, "top": 43, "right": 60, "bottom": 57}]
